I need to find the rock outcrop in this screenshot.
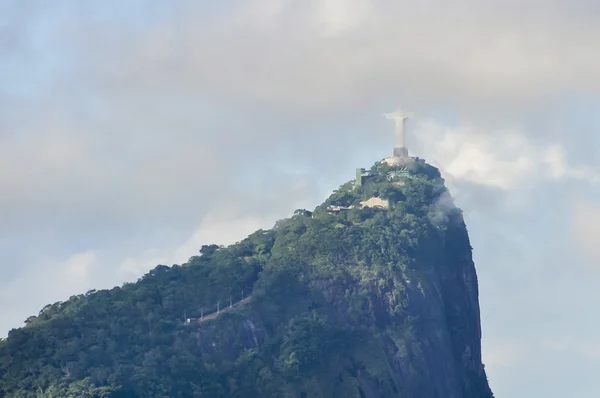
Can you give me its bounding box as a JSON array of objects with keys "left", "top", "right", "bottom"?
[{"left": 0, "top": 159, "right": 493, "bottom": 398}]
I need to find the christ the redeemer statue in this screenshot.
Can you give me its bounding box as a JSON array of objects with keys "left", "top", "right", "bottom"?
[{"left": 384, "top": 108, "right": 414, "bottom": 158}]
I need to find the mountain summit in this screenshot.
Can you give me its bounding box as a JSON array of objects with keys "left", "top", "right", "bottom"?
[{"left": 0, "top": 158, "right": 494, "bottom": 398}]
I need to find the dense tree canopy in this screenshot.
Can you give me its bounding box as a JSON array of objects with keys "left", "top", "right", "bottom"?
[{"left": 0, "top": 160, "right": 493, "bottom": 398}]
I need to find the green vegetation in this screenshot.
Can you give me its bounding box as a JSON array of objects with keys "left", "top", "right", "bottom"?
[{"left": 0, "top": 160, "right": 493, "bottom": 398}]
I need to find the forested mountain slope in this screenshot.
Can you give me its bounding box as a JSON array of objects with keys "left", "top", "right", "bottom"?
[{"left": 0, "top": 159, "right": 494, "bottom": 398}]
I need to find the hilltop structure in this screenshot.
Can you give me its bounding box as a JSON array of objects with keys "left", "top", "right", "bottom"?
[
  {"left": 384, "top": 107, "right": 414, "bottom": 159},
  {"left": 355, "top": 108, "right": 421, "bottom": 187}
]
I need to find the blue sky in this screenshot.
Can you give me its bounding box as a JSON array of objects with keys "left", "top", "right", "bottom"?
[{"left": 2, "top": 1, "right": 600, "bottom": 396}]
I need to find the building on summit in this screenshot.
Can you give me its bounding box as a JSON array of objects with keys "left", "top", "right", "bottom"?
[{"left": 355, "top": 168, "right": 371, "bottom": 187}]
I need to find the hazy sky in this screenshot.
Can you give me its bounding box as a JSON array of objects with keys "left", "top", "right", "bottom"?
[{"left": 2, "top": 1, "right": 600, "bottom": 396}]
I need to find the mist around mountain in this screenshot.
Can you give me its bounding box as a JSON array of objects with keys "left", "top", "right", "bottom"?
[{"left": 0, "top": 158, "right": 494, "bottom": 398}]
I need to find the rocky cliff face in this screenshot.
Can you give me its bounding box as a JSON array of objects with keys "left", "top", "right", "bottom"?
[
  {"left": 0, "top": 159, "right": 493, "bottom": 398},
  {"left": 166, "top": 160, "right": 493, "bottom": 398}
]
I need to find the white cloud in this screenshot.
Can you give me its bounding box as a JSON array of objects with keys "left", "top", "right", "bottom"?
[
  {"left": 86, "top": 0, "right": 600, "bottom": 117},
  {"left": 542, "top": 144, "right": 600, "bottom": 184},
  {"left": 2, "top": 0, "right": 599, "bottom": 236},
  {"left": 416, "top": 120, "right": 600, "bottom": 191},
  {"left": 0, "top": 250, "right": 97, "bottom": 336},
  {"left": 415, "top": 121, "right": 535, "bottom": 190},
  {"left": 61, "top": 250, "right": 96, "bottom": 283},
  {"left": 572, "top": 197, "right": 600, "bottom": 263},
  {"left": 117, "top": 205, "right": 302, "bottom": 279}
]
